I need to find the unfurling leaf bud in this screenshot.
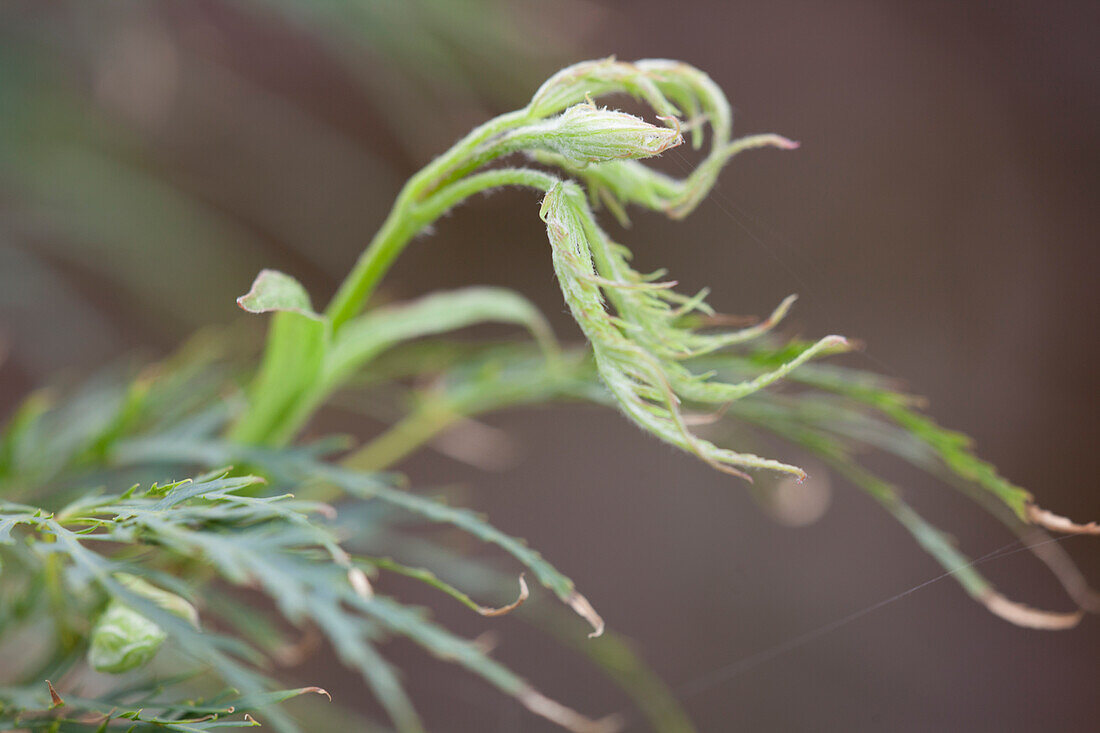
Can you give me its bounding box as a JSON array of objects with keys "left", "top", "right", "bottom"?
[
  {"left": 88, "top": 601, "right": 167, "bottom": 673},
  {"left": 507, "top": 104, "right": 682, "bottom": 165},
  {"left": 526, "top": 57, "right": 681, "bottom": 120}
]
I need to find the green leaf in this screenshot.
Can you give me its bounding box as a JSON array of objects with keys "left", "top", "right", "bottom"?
[
  {"left": 230, "top": 270, "right": 330, "bottom": 446},
  {"left": 228, "top": 310, "right": 327, "bottom": 446},
  {"left": 326, "top": 286, "right": 558, "bottom": 387},
  {"left": 786, "top": 363, "right": 1034, "bottom": 520},
  {"left": 266, "top": 287, "right": 558, "bottom": 446},
  {"left": 236, "top": 270, "right": 321, "bottom": 320}
]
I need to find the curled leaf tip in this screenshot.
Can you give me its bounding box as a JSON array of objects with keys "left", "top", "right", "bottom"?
[
  {"left": 348, "top": 567, "right": 374, "bottom": 599},
  {"left": 655, "top": 113, "right": 682, "bottom": 138},
  {"left": 181, "top": 715, "right": 217, "bottom": 725},
  {"left": 45, "top": 679, "right": 63, "bottom": 707},
  {"left": 567, "top": 591, "right": 605, "bottom": 638},
  {"left": 303, "top": 686, "right": 332, "bottom": 701},
  {"left": 755, "top": 294, "right": 798, "bottom": 329},
  {"left": 981, "top": 590, "right": 1083, "bottom": 630},
  {"left": 787, "top": 465, "right": 810, "bottom": 483},
  {"left": 1025, "top": 504, "right": 1100, "bottom": 535},
  {"left": 478, "top": 574, "right": 529, "bottom": 617},
  {"left": 844, "top": 337, "right": 867, "bottom": 351}
]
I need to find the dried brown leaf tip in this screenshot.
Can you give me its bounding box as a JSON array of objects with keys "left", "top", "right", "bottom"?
[
  {"left": 302, "top": 686, "right": 332, "bottom": 701},
  {"left": 1025, "top": 503, "right": 1100, "bottom": 535},
  {"left": 520, "top": 688, "right": 623, "bottom": 733},
  {"left": 347, "top": 567, "right": 374, "bottom": 599},
  {"left": 567, "top": 591, "right": 605, "bottom": 638},
  {"left": 45, "top": 679, "right": 64, "bottom": 708},
  {"left": 178, "top": 714, "right": 217, "bottom": 724},
  {"left": 981, "top": 591, "right": 1084, "bottom": 631},
  {"left": 477, "top": 574, "right": 529, "bottom": 617}
]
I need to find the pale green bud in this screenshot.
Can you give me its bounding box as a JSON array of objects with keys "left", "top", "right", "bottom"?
[
  {"left": 88, "top": 601, "right": 167, "bottom": 673},
  {"left": 506, "top": 104, "right": 682, "bottom": 165},
  {"left": 87, "top": 575, "right": 198, "bottom": 674}
]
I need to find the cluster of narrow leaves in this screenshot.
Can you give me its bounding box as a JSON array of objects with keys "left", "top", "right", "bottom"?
[
  {"left": 0, "top": 357, "right": 644, "bottom": 732},
  {"left": 2, "top": 56, "right": 1098, "bottom": 733},
  {"left": 345, "top": 335, "right": 1100, "bottom": 629}
]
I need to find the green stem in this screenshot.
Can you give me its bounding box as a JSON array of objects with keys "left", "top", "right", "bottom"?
[
  {"left": 323, "top": 111, "right": 534, "bottom": 332},
  {"left": 417, "top": 167, "right": 558, "bottom": 223},
  {"left": 324, "top": 207, "right": 421, "bottom": 332}
]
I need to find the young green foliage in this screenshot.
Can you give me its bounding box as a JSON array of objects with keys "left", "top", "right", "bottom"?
[
  {"left": 1, "top": 451, "right": 615, "bottom": 732},
  {"left": 229, "top": 54, "right": 1096, "bottom": 636},
  {"left": 3, "top": 55, "right": 1097, "bottom": 733}
]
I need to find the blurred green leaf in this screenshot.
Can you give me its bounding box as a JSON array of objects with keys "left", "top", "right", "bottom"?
[{"left": 236, "top": 270, "right": 322, "bottom": 320}]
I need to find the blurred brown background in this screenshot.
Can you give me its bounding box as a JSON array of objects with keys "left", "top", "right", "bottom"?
[{"left": 1, "top": 0, "right": 1097, "bottom": 730}]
